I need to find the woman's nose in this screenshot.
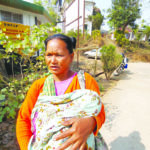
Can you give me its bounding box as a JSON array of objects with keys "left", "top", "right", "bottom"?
[{"left": 51, "top": 56, "right": 57, "bottom": 63}]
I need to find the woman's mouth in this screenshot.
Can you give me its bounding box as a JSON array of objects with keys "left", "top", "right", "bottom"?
[{"left": 50, "top": 66, "right": 59, "bottom": 70}]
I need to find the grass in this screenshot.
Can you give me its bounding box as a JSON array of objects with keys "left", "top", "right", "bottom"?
[{"left": 126, "top": 42, "right": 150, "bottom": 62}]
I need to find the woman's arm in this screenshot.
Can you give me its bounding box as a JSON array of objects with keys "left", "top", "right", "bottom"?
[
  {"left": 85, "top": 72, "right": 105, "bottom": 135},
  {"left": 55, "top": 73, "right": 105, "bottom": 150},
  {"left": 16, "top": 78, "right": 45, "bottom": 150},
  {"left": 55, "top": 117, "right": 97, "bottom": 150}
]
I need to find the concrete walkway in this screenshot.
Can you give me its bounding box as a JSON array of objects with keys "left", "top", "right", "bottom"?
[{"left": 100, "top": 62, "right": 150, "bottom": 150}]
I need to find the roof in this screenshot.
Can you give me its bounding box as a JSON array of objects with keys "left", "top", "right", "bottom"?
[
  {"left": 85, "top": 0, "right": 96, "bottom": 5},
  {"left": 0, "top": 0, "right": 55, "bottom": 23}
]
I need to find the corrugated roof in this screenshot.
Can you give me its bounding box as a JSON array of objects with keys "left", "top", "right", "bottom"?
[{"left": 0, "top": 0, "right": 55, "bottom": 23}]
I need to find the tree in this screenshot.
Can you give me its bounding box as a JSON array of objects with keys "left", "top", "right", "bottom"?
[
  {"left": 114, "top": 30, "right": 130, "bottom": 48},
  {"left": 33, "top": 0, "right": 42, "bottom": 5},
  {"left": 108, "top": 0, "right": 141, "bottom": 33},
  {"left": 133, "top": 27, "right": 143, "bottom": 47},
  {"left": 143, "top": 26, "right": 150, "bottom": 41},
  {"left": 33, "top": 0, "right": 59, "bottom": 25},
  {"left": 92, "top": 13, "right": 104, "bottom": 30},
  {"left": 88, "top": 7, "right": 104, "bottom": 30},
  {"left": 34, "top": 0, "right": 57, "bottom": 5}
]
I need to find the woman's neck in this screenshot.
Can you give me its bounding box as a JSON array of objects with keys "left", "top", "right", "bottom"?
[{"left": 53, "top": 70, "right": 75, "bottom": 82}]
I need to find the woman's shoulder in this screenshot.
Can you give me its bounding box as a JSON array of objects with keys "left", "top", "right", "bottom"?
[
  {"left": 34, "top": 77, "right": 47, "bottom": 83},
  {"left": 75, "top": 71, "right": 95, "bottom": 81},
  {"left": 84, "top": 72, "right": 96, "bottom": 81},
  {"left": 84, "top": 72, "right": 93, "bottom": 78},
  {"left": 31, "top": 77, "right": 47, "bottom": 89},
  {"left": 84, "top": 72, "right": 100, "bottom": 94}
]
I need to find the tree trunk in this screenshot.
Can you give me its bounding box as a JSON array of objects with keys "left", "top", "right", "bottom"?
[
  {"left": 0, "top": 59, "right": 8, "bottom": 77},
  {"left": 123, "top": 24, "right": 128, "bottom": 34}
]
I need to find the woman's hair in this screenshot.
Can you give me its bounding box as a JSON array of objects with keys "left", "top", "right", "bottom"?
[{"left": 44, "top": 34, "right": 76, "bottom": 54}]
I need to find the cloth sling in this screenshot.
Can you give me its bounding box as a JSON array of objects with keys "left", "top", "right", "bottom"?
[{"left": 28, "top": 71, "right": 103, "bottom": 150}]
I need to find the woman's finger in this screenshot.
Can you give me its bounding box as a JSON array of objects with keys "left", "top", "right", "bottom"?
[
  {"left": 79, "top": 142, "right": 87, "bottom": 150},
  {"left": 56, "top": 136, "right": 76, "bottom": 150},
  {"left": 62, "top": 117, "right": 79, "bottom": 126},
  {"left": 71, "top": 141, "right": 82, "bottom": 150},
  {"left": 55, "top": 128, "right": 74, "bottom": 140}
]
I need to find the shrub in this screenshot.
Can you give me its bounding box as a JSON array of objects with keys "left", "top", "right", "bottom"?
[
  {"left": 66, "top": 29, "right": 82, "bottom": 39},
  {"left": 100, "top": 45, "right": 122, "bottom": 80},
  {"left": 66, "top": 29, "right": 92, "bottom": 46},
  {"left": 0, "top": 23, "right": 61, "bottom": 122},
  {"left": 114, "top": 31, "right": 130, "bottom": 48},
  {"left": 92, "top": 30, "right": 101, "bottom": 44}
]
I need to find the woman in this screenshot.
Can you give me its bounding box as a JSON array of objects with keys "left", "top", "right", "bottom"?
[{"left": 16, "top": 34, "right": 105, "bottom": 150}]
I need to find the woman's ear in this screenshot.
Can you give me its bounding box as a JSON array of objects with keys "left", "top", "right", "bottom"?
[{"left": 70, "top": 52, "right": 74, "bottom": 62}]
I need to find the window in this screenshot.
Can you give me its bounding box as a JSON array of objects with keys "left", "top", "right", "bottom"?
[
  {"left": 12, "top": 13, "right": 23, "bottom": 24},
  {"left": 1, "top": 10, "right": 23, "bottom": 24},
  {"left": 84, "top": 24, "right": 87, "bottom": 30},
  {"left": 1, "top": 11, "right": 11, "bottom": 22}
]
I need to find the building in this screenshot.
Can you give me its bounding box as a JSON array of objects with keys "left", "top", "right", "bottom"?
[
  {"left": 56, "top": 0, "right": 95, "bottom": 35},
  {"left": 0, "top": 0, "right": 54, "bottom": 75},
  {"left": 84, "top": 0, "right": 95, "bottom": 34},
  {"left": 0, "top": 0, "right": 54, "bottom": 38}
]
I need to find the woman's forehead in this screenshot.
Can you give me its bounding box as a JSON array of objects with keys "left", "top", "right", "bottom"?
[
  {"left": 47, "top": 39, "right": 66, "bottom": 47},
  {"left": 46, "top": 39, "right": 69, "bottom": 53}
]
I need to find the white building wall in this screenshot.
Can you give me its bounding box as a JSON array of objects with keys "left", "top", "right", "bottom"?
[
  {"left": 23, "top": 14, "right": 29, "bottom": 25},
  {"left": 84, "top": 1, "right": 94, "bottom": 34},
  {"left": 65, "top": 0, "right": 84, "bottom": 33},
  {"left": 64, "top": 0, "right": 94, "bottom": 34},
  {"left": 0, "top": 4, "right": 49, "bottom": 26},
  {"left": 86, "top": 21, "right": 92, "bottom": 34},
  {"left": 29, "top": 15, "right": 35, "bottom": 26},
  {"left": 23, "top": 14, "right": 35, "bottom": 26},
  {"left": 85, "top": 2, "right": 93, "bottom": 18}
]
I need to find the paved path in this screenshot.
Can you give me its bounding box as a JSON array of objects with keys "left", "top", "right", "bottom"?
[{"left": 100, "top": 62, "right": 150, "bottom": 150}]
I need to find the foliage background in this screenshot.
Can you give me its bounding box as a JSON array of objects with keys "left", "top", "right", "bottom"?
[{"left": 0, "top": 23, "right": 61, "bottom": 122}]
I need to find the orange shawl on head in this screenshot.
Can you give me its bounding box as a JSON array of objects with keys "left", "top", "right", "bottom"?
[{"left": 16, "top": 72, "right": 105, "bottom": 150}]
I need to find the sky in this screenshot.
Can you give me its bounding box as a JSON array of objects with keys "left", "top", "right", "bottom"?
[
  {"left": 137, "top": 0, "right": 150, "bottom": 26},
  {"left": 24, "top": 0, "right": 150, "bottom": 30}
]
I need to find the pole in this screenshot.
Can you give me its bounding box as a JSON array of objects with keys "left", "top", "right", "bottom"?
[
  {"left": 83, "top": 0, "right": 85, "bottom": 40},
  {"left": 77, "top": 0, "right": 80, "bottom": 68},
  {"left": 94, "top": 48, "right": 98, "bottom": 77}
]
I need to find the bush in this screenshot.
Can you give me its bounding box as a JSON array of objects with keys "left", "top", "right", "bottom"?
[
  {"left": 0, "top": 23, "right": 61, "bottom": 122},
  {"left": 84, "top": 31, "right": 91, "bottom": 41},
  {"left": 92, "top": 30, "right": 101, "bottom": 44},
  {"left": 66, "top": 29, "right": 92, "bottom": 46},
  {"left": 100, "top": 45, "right": 122, "bottom": 80},
  {"left": 66, "top": 29, "right": 82, "bottom": 39},
  {"left": 114, "top": 31, "right": 130, "bottom": 48}
]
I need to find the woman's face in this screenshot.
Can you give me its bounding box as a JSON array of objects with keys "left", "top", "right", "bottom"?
[{"left": 45, "top": 39, "right": 74, "bottom": 75}]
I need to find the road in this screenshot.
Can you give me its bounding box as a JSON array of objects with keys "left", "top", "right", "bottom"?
[{"left": 100, "top": 62, "right": 150, "bottom": 150}]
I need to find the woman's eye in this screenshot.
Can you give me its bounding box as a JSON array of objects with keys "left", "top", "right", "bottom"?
[
  {"left": 47, "top": 54, "right": 52, "bottom": 56},
  {"left": 57, "top": 55, "right": 63, "bottom": 57}
]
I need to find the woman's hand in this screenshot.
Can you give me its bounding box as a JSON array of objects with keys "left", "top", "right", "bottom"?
[{"left": 54, "top": 117, "right": 96, "bottom": 150}]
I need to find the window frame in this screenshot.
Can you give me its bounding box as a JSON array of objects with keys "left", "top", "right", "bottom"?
[{"left": 0, "top": 10, "right": 23, "bottom": 24}]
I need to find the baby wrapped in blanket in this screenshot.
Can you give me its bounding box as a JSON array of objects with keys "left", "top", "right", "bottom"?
[{"left": 28, "top": 71, "right": 102, "bottom": 150}]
